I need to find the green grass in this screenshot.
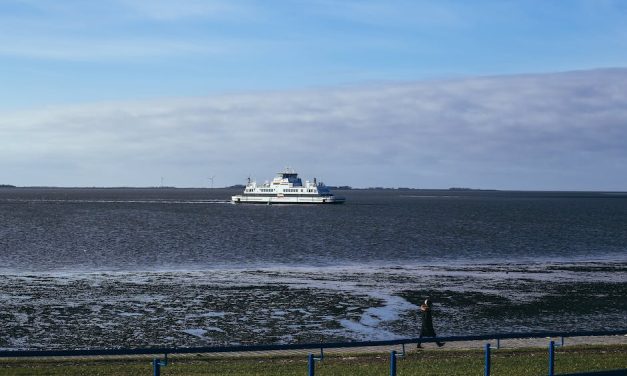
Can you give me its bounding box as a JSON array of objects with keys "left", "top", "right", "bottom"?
[{"left": 0, "top": 345, "right": 625, "bottom": 375}]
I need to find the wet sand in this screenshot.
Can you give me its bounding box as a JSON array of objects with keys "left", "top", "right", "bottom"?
[{"left": 1, "top": 262, "right": 625, "bottom": 350}]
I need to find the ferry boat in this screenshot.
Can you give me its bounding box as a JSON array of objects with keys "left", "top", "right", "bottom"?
[{"left": 231, "top": 168, "right": 345, "bottom": 204}]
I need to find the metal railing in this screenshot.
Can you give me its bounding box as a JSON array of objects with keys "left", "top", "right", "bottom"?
[{"left": 1, "top": 329, "right": 625, "bottom": 376}]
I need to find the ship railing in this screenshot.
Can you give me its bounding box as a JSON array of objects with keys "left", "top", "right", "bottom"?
[{"left": 0, "top": 329, "right": 626, "bottom": 376}]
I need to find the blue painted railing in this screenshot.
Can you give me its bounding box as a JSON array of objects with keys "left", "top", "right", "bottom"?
[{"left": 0, "top": 329, "right": 625, "bottom": 376}]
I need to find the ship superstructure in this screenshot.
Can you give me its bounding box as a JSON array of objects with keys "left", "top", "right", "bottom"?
[{"left": 231, "top": 168, "right": 345, "bottom": 204}]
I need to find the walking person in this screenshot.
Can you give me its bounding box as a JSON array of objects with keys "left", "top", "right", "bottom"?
[{"left": 417, "top": 298, "right": 444, "bottom": 348}]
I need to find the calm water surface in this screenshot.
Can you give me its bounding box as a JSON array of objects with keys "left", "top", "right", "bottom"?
[
  {"left": 1, "top": 188, "right": 626, "bottom": 271},
  {"left": 0, "top": 188, "right": 625, "bottom": 349}
]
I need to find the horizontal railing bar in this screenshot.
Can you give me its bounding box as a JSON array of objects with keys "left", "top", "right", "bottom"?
[
  {"left": 556, "top": 369, "right": 627, "bottom": 376},
  {"left": 1, "top": 329, "right": 625, "bottom": 358}
]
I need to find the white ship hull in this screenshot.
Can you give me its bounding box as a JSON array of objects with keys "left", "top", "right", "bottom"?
[
  {"left": 231, "top": 168, "right": 345, "bottom": 205},
  {"left": 231, "top": 195, "right": 344, "bottom": 204}
]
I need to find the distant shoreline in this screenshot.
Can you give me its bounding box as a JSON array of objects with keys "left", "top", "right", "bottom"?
[{"left": 1, "top": 185, "right": 626, "bottom": 194}]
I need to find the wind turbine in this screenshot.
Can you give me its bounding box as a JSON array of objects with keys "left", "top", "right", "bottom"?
[{"left": 208, "top": 176, "right": 215, "bottom": 189}]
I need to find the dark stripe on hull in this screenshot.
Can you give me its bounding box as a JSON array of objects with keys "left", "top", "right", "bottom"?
[{"left": 232, "top": 200, "right": 345, "bottom": 205}]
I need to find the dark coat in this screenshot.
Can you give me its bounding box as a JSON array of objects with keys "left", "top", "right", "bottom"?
[{"left": 419, "top": 304, "right": 436, "bottom": 337}]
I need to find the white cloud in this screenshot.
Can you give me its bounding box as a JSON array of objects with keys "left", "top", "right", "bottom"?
[
  {"left": 0, "top": 36, "right": 230, "bottom": 61},
  {"left": 0, "top": 0, "right": 261, "bottom": 61},
  {"left": 116, "top": 0, "right": 251, "bottom": 21},
  {"left": 1, "top": 68, "right": 627, "bottom": 189},
  {"left": 307, "top": 0, "right": 465, "bottom": 29}
]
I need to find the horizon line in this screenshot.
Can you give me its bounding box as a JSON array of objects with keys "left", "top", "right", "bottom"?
[{"left": 1, "top": 185, "right": 626, "bottom": 194}]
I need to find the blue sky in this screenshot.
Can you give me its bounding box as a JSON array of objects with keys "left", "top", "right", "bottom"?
[
  {"left": 1, "top": 1, "right": 627, "bottom": 189},
  {"left": 2, "top": 0, "right": 627, "bottom": 108}
]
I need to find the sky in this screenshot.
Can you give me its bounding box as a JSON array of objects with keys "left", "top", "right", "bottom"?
[{"left": 1, "top": 0, "right": 627, "bottom": 189}]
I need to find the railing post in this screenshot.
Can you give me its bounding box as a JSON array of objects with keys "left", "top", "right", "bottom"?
[
  {"left": 308, "top": 353, "right": 315, "bottom": 376},
  {"left": 308, "top": 349, "right": 323, "bottom": 376},
  {"left": 390, "top": 350, "right": 397, "bottom": 376},
  {"left": 153, "top": 357, "right": 163, "bottom": 376},
  {"left": 548, "top": 341, "right": 555, "bottom": 376},
  {"left": 484, "top": 343, "right": 491, "bottom": 376},
  {"left": 152, "top": 354, "right": 168, "bottom": 376},
  {"left": 496, "top": 338, "right": 500, "bottom": 349}
]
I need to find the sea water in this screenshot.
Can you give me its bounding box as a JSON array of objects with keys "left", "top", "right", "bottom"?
[{"left": 0, "top": 188, "right": 625, "bottom": 349}]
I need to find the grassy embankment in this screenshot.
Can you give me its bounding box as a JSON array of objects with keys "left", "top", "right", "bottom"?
[{"left": 0, "top": 345, "right": 625, "bottom": 375}]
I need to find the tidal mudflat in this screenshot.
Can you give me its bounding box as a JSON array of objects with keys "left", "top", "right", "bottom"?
[{"left": 1, "top": 261, "right": 624, "bottom": 350}]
